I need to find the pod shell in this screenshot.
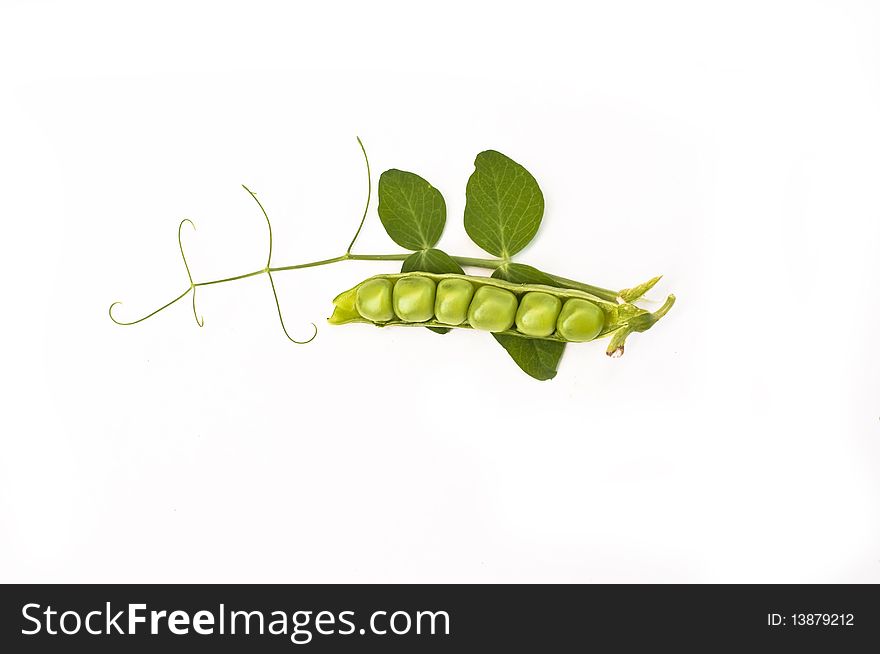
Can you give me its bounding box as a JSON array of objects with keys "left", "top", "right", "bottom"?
[{"left": 329, "top": 272, "right": 630, "bottom": 344}]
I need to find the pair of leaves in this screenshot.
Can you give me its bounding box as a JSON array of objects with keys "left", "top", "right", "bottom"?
[
  {"left": 377, "top": 150, "right": 545, "bottom": 262},
  {"left": 377, "top": 152, "right": 559, "bottom": 379}
]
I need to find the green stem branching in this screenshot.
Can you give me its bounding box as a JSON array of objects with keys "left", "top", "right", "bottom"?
[{"left": 108, "top": 137, "right": 626, "bottom": 337}]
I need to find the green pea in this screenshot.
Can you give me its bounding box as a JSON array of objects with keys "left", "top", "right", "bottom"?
[
  {"left": 434, "top": 278, "right": 475, "bottom": 325},
  {"left": 556, "top": 298, "right": 605, "bottom": 342},
  {"left": 392, "top": 276, "right": 436, "bottom": 322},
  {"left": 515, "top": 291, "right": 562, "bottom": 337},
  {"left": 467, "top": 285, "right": 518, "bottom": 332},
  {"left": 355, "top": 278, "right": 394, "bottom": 322}
]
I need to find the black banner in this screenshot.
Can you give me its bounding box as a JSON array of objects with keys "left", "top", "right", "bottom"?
[{"left": 1, "top": 584, "right": 877, "bottom": 651}]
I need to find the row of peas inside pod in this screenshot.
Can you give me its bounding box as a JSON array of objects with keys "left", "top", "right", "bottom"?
[{"left": 329, "top": 273, "right": 606, "bottom": 342}]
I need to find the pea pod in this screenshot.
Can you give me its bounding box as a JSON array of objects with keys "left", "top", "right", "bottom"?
[{"left": 329, "top": 271, "right": 654, "bottom": 344}]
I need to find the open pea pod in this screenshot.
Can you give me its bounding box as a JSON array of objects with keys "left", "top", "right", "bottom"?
[{"left": 328, "top": 271, "right": 671, "bottom": 348}]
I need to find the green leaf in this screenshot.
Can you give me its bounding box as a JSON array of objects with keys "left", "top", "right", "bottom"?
[
  {"left": 493, "top": 334, "right": 565, "bottom": 381},
  {"left": 401, "top": 249, "right": 464, "bottom": 275},
  {"left": 378, "top": 169, "right": 446, "bottom": 250},
  {"left": 464, "top": 150, "right": 544, "bottom": 258},
  {"left": 494, "top": 262, "right": 557, "bottom": 286},
  {"left": 402, "top": 248, "right": 463, "bottom": 335},
  {"left": 490, "top": 265, "right": 565, "bottom": 380}
]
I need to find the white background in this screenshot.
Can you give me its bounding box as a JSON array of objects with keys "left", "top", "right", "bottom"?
[{"left": 1, "top": 1, "right": 878, "bottom": 583}]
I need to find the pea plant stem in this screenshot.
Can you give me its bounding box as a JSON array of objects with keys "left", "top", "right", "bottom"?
[
  {"left": 109, "top": 141, "right": 641, "bottom": 337},
  {"left": 540, "top": 274, "right": 620, "bottom": 303},
  {"left": 187, "top": 252, "right": 620, "bottom": 302}
]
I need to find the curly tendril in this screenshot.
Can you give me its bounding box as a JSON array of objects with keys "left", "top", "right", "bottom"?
[
  {"left": 241, "top": 184, "right": 317, "bottom": 344},
  {"left": 346, "top": 136, "right": 372, "bottom": 255},
  {"left": 107, "top": 137, "right": 375, "bottom": 340},
  {"left": 108, "top": 288, "right": 192, "bottom": 326},
  {"left": 178, "top": 219, "right": 204, "bottom": 327},
  {"left": 108, "top": 218, "right": 205, "bottom": 327},
  {"left": 267, "top": 271, "right": 318, "bottom": 344}
]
